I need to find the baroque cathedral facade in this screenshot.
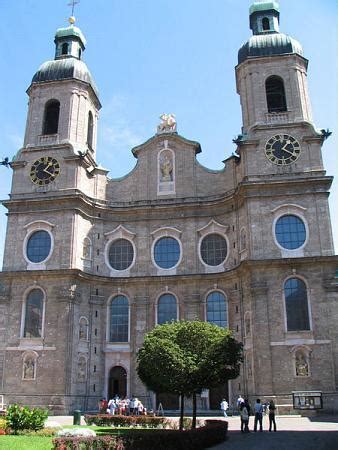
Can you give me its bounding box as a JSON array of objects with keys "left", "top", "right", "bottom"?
[{"left": 0, "top": 1, "right": 337, "bottom": 414}]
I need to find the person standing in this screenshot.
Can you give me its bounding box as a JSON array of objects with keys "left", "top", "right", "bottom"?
[
  {"left": 220, "top": 398, "right": 229, "bottom": 417},
  {"left": 240, "top": 399, "right": 251, "bottom": 433},
  {"left": 254, "top": 398, "right": 263, "bottom": 432},
  {"left": 268, "top": 399, "right": 277, "bottom": 431},
  {"left": 237, "top": 394, "right": 244, "bottom": 409}
]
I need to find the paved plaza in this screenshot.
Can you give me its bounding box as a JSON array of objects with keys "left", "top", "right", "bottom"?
[
  {"left": 208, "top": 415, "right": 338, "bottom": 450},
  {"left": 47, "top": 414, "right": 338, "bottom": 449}
]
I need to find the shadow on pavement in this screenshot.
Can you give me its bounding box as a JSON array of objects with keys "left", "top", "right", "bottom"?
[
  {"left": 307, "top": 415, "right": 338, "bottom": 423},
  {"left": 208, "top": 430, "right": 338, "bottom": 450}
]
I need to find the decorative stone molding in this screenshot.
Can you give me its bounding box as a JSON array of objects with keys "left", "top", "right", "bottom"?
[
  {"left": 151, "top": 226, "right": 182, "bottom": 241},
  {"left": 104, "top": 225, "right": 136, "bottom": 241},
  {"left": 197, "top": 219, "right": 229, "bottom": 237},
  {"left": 58, "top": 284, "right": 81, "bottom": 303}
]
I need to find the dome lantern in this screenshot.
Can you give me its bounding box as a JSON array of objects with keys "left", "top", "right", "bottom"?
[
  {"left": 249, "top": 1, "right": 280, "bottom": 35},
  {"left": 54, "top": 17, "right": 86, "bottom": 60}
]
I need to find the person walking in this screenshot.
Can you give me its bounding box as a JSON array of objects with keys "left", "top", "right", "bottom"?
[
  {"left": 220, "top": 398, "right": 229, "bottom": 417},
  {"left": 254, "top": 398, "right": 263, "bottom": 432},
  {"left": 268, "top": 399, "right": 277, "bottom": 431},
  {"left": 240, "top": 399, "right": 250, "bottom": 433}
]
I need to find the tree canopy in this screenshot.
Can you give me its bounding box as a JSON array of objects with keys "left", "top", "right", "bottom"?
[{"left": 137, "top": 320, "right": 243, "bottom": 428}]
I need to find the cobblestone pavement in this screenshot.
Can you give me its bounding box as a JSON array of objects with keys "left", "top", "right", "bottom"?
[{"left": 207, "top": 415, "right": 338, "bottom": 450}]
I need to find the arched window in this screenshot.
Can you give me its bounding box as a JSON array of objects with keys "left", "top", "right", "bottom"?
[
  {"left": 240, "top": 228, "right": 247, "bottom": 252},
  {"left": 206, "top": 291, "right": 227, "bottom": 328},
  {"left": 110, "top": 295, "right": 129, "bottom": 342},
  {"left": 87, "top": 111, "right": 94, "bottom": 149},
  {"left": 61, "top": 42, "right": 69, "bottom": 55},
  {"left": 266, "top": 76, "right": 287, "bottom": 113},
  {"left": 83, "top": 237, "right": 92, "bottom": 260},
  {"left": 284, "top": 278, "right": 310, "bottom": 331},
  {"left": 79, "top": 317, "right": 89, "bottom": 340},
  {"left": 262, "top": 17, "right": 270, "bottom": 30},
  {"left": 43, "top": 100, "right": 60, "bottom": 135},
  {"left": 157, "top": 294, "right": 177, "bottom": 325},
  {"left": 23, "top": 289, "right": 44, "bottom": 338}
]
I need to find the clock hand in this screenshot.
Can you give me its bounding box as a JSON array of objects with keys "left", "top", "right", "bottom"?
[
  {"left": 43, "top": 163, "right": 53, "bottom": 174},
  {"left": 281, "top": 143, "right": 295, "bottom": 155}
]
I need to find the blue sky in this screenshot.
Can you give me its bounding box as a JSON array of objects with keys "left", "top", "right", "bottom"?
[{"left": 0, "top": 0, "right": 337, "bottom": 265}]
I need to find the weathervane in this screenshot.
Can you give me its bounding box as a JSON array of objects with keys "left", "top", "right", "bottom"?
[
  {"left": 68, "top": 0, "right": 79, "bottom": 16},
  {"left": 67, "top": 0, "right": 79, "bottom": 24}
]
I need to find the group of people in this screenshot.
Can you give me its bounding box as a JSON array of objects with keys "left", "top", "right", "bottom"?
[
  {"left": 221, "top": 395, "right": 277, "bottom": 432},
  {"left": 99, "top": 395, "right": 147, "bottom": 416}
]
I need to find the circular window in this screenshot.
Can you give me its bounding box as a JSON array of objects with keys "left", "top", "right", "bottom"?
[
  {"left": 108, "top": 239, "right": 134, "bottom": 270},
  {"left": 26, "top": 230, "right": 51, "bottom": 263},
  {"left": 154, "top": 237, "right": 180, "bottom": 269},
  {"left": 200, "top": 234, "right": 227, "bottom": 266},
  {"left": 275, "top": 215, "right": 306, "bottom": 250}
]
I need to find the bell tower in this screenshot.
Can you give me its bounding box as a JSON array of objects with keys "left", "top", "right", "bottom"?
[
  {"left": 236, "top": 1, "right": 313, "bottom": 134},
  {"left": 23, "top": 17, "right": 101, "bottom": 158}
]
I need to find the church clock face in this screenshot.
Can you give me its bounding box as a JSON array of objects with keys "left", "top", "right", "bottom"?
[
  {"left": 265, "top": 134, "right": 301, "bottom": 165},
  {"left": 30, "top": 156, "right": 60, "bottom": 185}
]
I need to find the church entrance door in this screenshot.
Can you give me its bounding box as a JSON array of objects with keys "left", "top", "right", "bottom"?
[
  {"left": 108, "top": 366, "right": 127, "bottom": 399},
  {"left": 209, "top": 383, "right": 229, "bottom": 410}
]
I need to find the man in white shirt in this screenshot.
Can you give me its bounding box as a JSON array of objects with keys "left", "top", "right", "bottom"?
[
  {"left": 220, "top": 398, "right": 228, "bottom": 417},
  {"left": 254, "top": 398, "right": 263, "bottom": 431}
]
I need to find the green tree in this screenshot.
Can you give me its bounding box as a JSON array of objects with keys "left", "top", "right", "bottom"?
[{"left": 137, "top": 320, "right": 243, "bottom": 429}]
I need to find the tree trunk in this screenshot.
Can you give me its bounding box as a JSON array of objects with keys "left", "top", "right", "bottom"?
[
  {"left": 179, "top": 394, "right": 185, "bottom": 430},
  {"left": 192, "top": 392, "right": 197, "bottom": 428}
]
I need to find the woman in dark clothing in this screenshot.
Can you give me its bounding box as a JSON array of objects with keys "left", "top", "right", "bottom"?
[
  {"left": 268, "top": 400, "right": 277, "bottom": 431},
  {"left": 240, "top": 399, "right": 251, "bottom": 433}
]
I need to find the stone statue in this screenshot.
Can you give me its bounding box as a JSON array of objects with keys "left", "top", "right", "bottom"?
[
  {"left": 160, "top": 154, "right": 173, "bottom": 181},
  {"left": 157, "top": 113, "right": 177, "bottom": 133},
  {"left": 23, "top": 358, "right": 35, "bottom": 379},
  {"left": 296, "top": 353, "right": 309, "bottom": 376}
]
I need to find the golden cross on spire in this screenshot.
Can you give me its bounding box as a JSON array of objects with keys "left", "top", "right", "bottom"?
[{"left": 68, "top": 0, "right": 79, "bottom": 17}]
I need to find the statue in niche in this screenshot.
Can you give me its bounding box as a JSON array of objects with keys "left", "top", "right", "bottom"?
[
  {"left": 23, "top": 358, "right": 35, "bottom": 379},
  {"left": 78, "top": 357, "right": 87, "bottom": 382},
  {"left": 296, "top": 352, "right": 309, "bottom": 376},
  {"left": 160, "top": 152, "right": 173, "bottom": 182}
]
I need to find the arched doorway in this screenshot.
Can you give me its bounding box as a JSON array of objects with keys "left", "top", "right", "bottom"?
[
  {"left": 209, "top": 382, "right": 229, "bottom": 410},
  {"left": 108, "top": 366, "right": 127, "bottom": 399}
]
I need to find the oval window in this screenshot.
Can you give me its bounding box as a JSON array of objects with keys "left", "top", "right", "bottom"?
[
  {"left": 26, "top": 230, "right": 51, "bottom": 263},
  {"left": 200, "top": 234, "right": 227, "bottom": 266},
  {"left": 275, "top": 215, "right": 306, "bottom": 250},
  {"left": 108, "top": 239, "right": 134, "bottom": 270},
  {"left": 154, "top": 237, "right": 180, "bottom": 269}
]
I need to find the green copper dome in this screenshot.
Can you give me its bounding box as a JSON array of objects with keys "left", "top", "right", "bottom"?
[
  {"left": 238, "top": 1, "right": 303, "bottom": 64},
  {"left": 32, "top": 58, "right": 99, "bottom": 98},
  {"left": 238, "top": 33, "right": 303, "bottom": 64}
]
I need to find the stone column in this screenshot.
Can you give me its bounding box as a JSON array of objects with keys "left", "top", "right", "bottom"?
[{"left": 250, "top": 281, "right": 273, "bottom": 396}]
